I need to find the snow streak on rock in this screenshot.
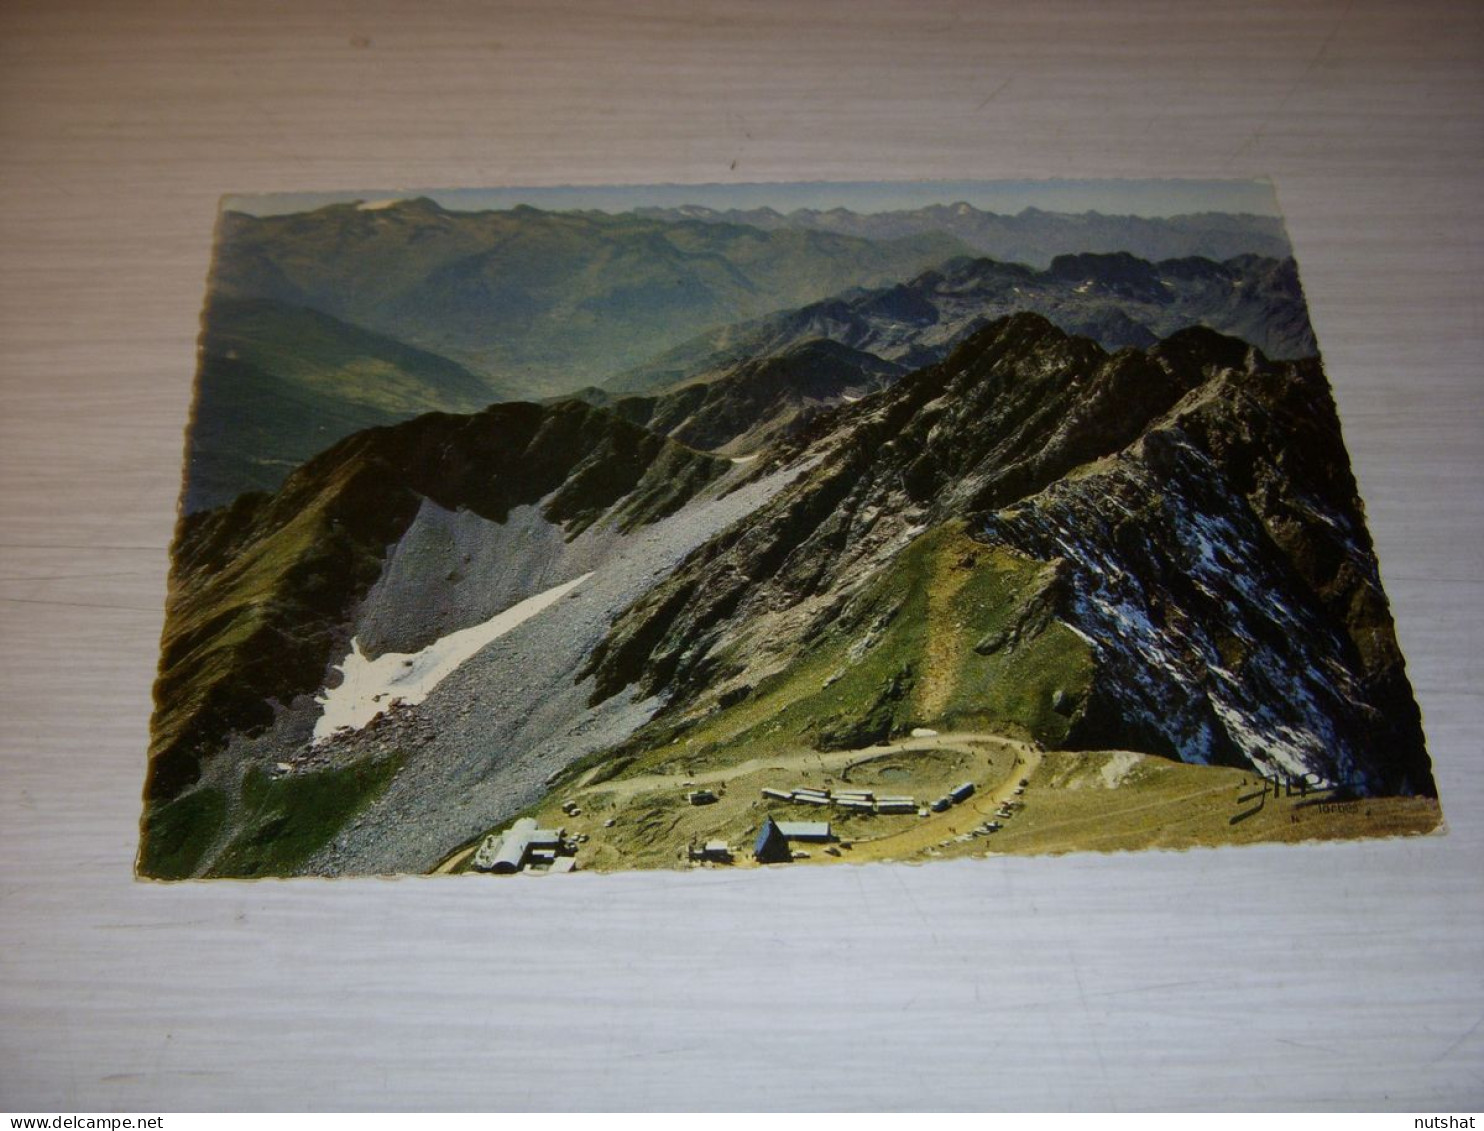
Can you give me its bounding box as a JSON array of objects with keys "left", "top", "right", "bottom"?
[{"left": 313, "top": 572, "right": 593, "bottom": 741}]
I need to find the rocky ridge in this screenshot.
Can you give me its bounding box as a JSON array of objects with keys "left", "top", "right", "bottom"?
[
  {"left": 609, "top": 251, "right": 1316, "bottom": 397},
  {"left": 584, "top": 314, "right": 1432, "bottom": 797},
  {"left": 631, "top": 202, "right": 1293, "bottom": 267}
]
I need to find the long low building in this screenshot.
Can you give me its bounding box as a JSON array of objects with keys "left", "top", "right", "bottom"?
[
  {"left": 774, "top": 821, "right": 832, "bottom": 841},
  {"left": 472, "top": 818, "right": 573, "bottom": 875},
  {"left": 689, "top": 839, "right": 734, "bottom": 863},
  {"left": 875, "top": 800, "right": 918, "bottom": 814},
  {"left": 762, "top": 785, "right": 920, "bottom": 811}
]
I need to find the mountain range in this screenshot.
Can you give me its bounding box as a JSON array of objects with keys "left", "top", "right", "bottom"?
[
  {"left": 609, "top": 251, "right": 1315, "bottom": 393},
  {"left": 210, "top": 198, "right": 971, "bottom": 394},
  {"left": 631, "top": 202, "right": 1293, "bottom": 267},
  {"left": 194, "top": 201, "right": 1312, "bottom": 511},
  {"left": 142, "top": 314, "right": 1434, "bottom": 878},
  {"left": 585, "top": 316, "right": 1429, "bottom": 800},
  {"left": 592, "top": 250, "right": 1316, "bottom": 455},
  {"left": 187, "top": 199, "right": 982, "bottom": 509}
]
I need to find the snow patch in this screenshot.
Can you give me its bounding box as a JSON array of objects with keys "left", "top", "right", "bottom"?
[
  {"left": 356, "top": 198, "right": 404, "bottom": 211},
  {"left": 313, "top": 573, "right": 593, "bottom": 741}
]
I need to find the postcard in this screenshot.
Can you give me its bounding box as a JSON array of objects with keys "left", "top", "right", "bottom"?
[{"left": 139, "top": 180, "right": 1440, "bottom": 879}]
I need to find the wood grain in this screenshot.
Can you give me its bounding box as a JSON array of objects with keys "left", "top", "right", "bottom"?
[{"left": 1, "top": 0, "right": 1480, "bottom": 1111}]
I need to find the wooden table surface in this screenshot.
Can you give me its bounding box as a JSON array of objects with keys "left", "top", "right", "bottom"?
[{"left": 2, "top": 0, "right": 1480, "bottom": 1112}]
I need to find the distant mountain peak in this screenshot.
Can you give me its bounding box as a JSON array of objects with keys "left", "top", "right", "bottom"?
[{"left": 351, "top": 195, "right": 447, "bottom": 216}]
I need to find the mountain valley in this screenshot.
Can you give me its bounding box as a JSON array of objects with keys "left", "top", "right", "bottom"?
[{"left": 211, "top": 198, "right": 971, "bottom": 394}]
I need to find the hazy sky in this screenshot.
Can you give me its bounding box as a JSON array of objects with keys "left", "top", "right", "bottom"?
[{"left": 226, "top": 179, "right": 1281, "bottom": 219}]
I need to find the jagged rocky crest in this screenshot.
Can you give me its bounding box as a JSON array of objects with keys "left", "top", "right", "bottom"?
[
  {"left": 582, "top": 314, "right": 1432, "bottom": 797},
  {"left": 610, "top": 251, "right": 1317, "bottom": 396}
]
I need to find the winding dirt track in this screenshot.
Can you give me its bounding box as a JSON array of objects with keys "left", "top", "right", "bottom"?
[
  {"left": 433, "top": 730, "right": 1041, "bottom": 872},
  {"left": 578, "top": 730, "right": 1034, "bottom": 798}
]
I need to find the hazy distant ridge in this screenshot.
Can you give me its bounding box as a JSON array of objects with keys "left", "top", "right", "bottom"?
[
  {"left": 632, "top": 202, "right": 1292, "bottom": 268},
  {"left": 210, "top": 198, "right": 972, "bottom": 395}
]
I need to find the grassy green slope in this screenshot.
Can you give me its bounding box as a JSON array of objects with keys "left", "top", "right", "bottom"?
[
  {"left": 186, "top": 354, "right": 403, "bottom": 510},
  {"left": 137, "top": 787, "right": 227, "bottom": 880},
  {"left": 207, "top": 754, "right": 406, "bottom": 878},
  {"left": 557, "top": 520, "right": 1094, "bottom": 790},
  {"left": 463, "top": 511, "right": 1438, "bottom": 873},
  {"left": 186, "top": 298, "right": 502, "bottom": 511},
  {"left": 204, "top": 297, "right": 500, "bottom": 412},
  {"left": 138, "top": 753, "right": 408, "bottom": 880}
]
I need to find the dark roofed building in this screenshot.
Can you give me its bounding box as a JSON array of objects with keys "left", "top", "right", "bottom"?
[
  {"left": 753, "top": 817, "right": 793, "bottom": 864},
  {"left": 754, "top": 816, "right": 834, "bottom": 863}
]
